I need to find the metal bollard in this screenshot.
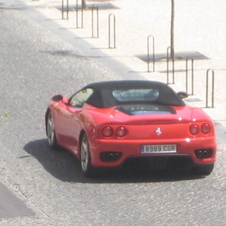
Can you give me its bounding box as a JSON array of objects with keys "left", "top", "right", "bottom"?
[
  {"left": 62, "top": 0, "right": 69, "bottom": 19},
  {"left": 92, "top": 4, "right": 99, "bottom": 38},
  {"left": 185, "top": 58, "right": 194, "bottom": 95},
  {"left": 206, "top": 69, "right": 215, "bottom": 108},
  {"left": 166, "top": 46, "right": 175, "bottom": 84},
  {"left": 108, "top": 14, "right": 116, "bottom": 49},
  {"left": 76, "top": 0, "right": 84, "bottom": 28},
  {"left": 147, "top": 35, "right": 155, "bottom": 73}
]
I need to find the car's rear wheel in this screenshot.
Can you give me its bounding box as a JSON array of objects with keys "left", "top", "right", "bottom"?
[
  {"left": 46, "top": 111, "right": 59, "bottom": 149},
  {"left": 80, "top": 134, "right": 96, "bottom": 177},
  {"left": 192, "top": 164, "right": 214, "bottom": 176}
]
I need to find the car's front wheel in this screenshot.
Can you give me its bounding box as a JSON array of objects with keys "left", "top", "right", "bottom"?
[
  {"left": 80, "top": 134, "right": 96, "bottom": 177},
  {"left": 46, "top": 111, "right": 59, "bottom": 149}
]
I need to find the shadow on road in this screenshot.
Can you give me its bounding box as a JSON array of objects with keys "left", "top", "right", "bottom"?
[{"left": 24, "top": 139, "right": 204, "bottom": 183}]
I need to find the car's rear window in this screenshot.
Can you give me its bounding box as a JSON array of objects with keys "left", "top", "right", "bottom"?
[{"left": 112, "top": 89, "right": 159, "bottom": 102}]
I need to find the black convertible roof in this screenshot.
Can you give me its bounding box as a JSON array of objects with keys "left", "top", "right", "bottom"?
[
  {"left": 81, "top": 80, "right": 184, "bottom": 108},
  {"left": 84, "top": 80, "right": 168, "bottom": 90}
]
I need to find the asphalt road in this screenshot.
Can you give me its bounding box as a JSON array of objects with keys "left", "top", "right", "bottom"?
[{"left": 0, "top": 2, "right": 226, "bottom": 226}]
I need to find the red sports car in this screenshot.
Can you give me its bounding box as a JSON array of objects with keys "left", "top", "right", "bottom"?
[{"left": 45, "top": 80, "right": 217, "bottom": 177}]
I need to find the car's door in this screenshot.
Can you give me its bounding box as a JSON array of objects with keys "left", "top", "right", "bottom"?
[
  {"left": 52, "top": 99, "right": 76, "bottom": 148},
  {"left": 59, "top": 88, "right": 94, "bottom": 153}
]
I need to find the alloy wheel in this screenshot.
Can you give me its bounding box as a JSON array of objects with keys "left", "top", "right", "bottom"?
[{"left": 81, "top": 136, "right": 89, "bottom": 172}]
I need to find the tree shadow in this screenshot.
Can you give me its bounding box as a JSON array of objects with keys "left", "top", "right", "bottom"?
[{"left": 24, "top": 139, "right": 204, "bottom": 183}]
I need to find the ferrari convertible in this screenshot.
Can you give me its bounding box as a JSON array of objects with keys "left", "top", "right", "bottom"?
[{"left": 45, "top": 80, "right": 217, "bottom": 177}]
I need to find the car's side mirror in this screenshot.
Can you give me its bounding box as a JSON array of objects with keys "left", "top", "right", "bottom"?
[
  {"left": 177, "top": 91, "right": 188, "bottom": 99},
  {"left": 52, "top": 94, "right": 63, "bottom": 101}
]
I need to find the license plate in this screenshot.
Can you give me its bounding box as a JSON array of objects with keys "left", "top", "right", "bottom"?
[{"left": 141, "top": 144, "right": 177, "bottom": 154}]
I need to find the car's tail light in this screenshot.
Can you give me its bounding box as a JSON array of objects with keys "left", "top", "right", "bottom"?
[
  {"left": 116, "top": 126, "right": 127, "bottom": 137},
  {"left": 201, "top": 123, "right": 211, "bottom": 134},
  {"left": 102, "top": 126, "right": 113, "bottom": 137},
  {"left": 190, "top": 124, "right": 199, "bottom": 135}
]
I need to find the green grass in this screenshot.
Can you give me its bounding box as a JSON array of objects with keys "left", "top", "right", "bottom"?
[{"left": 1, "top": 112, "right": 11, "bottom": 117}]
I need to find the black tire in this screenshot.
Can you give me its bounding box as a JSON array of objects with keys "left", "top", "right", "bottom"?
[
  {"left": 80, "top": 134, "right": 96, "bottom": 177},
  {"left": 46, "top": 111, "right": 60, "bottom": 149},
  {"left": 192, "top": 164, "right": 214, "bottom": 176}
]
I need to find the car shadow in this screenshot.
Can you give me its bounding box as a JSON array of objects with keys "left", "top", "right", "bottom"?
[{"left": 23, "top": 139, "right": 204, "bottom": 183}]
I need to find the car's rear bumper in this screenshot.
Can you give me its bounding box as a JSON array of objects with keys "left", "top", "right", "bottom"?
[{"left": 90, "top": 137, "right": 217, "bottom": 167}]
